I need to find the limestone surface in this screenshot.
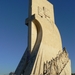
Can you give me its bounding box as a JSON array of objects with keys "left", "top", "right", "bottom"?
[{"left": 14, "top": 0, "right": 71, "bottom": 75}]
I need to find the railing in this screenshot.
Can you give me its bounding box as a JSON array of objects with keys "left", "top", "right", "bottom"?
[{"left": 43, "top": 48, "right": 69, "bottom": 75}]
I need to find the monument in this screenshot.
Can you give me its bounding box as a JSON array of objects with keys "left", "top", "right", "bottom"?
[{"left": 14, "top": 0, "right": 71, "bottom": 75}]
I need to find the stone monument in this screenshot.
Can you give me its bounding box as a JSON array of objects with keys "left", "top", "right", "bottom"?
[{"left": 14, "top": 0, "right": 71, "bottom": 75}]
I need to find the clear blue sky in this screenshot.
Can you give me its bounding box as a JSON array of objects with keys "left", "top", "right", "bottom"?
[{"left": 0, "top": 0, "right": 75, "bottom": 75}]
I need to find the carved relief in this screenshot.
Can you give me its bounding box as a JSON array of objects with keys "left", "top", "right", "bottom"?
[
  {"left": 38, "top": 6, "right": 44, "bottom": 18},
  {"left": 43, "top": 49, "right": 69, "bottom": 75},
  {"left": 38, "top": 6, "right": 51, "bottom": 22}
]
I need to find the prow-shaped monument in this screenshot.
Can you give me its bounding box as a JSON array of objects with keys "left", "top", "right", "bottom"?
[{"left": 14, "top": 0, "right": 71, "bottom": 75}]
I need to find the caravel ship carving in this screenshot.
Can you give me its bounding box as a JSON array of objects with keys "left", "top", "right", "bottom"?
[{"left": 12, "top": 0, "right": 71, "bottom": 75}]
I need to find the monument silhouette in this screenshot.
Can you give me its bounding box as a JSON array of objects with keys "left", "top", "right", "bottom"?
[{"left": 14, "top": 0, "right": 71, "bottom": 75}]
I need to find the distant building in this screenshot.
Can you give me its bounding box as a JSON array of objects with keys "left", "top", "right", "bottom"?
[
  {"left": 9, "top": 72, "right": 14, "bottom": 75},
  {"left": 72, "top": 73, "right": 75, "bottom": 75}
]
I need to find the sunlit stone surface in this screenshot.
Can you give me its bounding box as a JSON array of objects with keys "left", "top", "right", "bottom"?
[{"left": 14, "top": 0, "right": 71, "bottom": 75}]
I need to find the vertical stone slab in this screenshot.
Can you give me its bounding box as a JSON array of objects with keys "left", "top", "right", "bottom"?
[
  {"left": 30, "top": 0, "right": 62, "bottom": 60},
  {"left": 15, "top": 0, "right": 71, "bottom": 75},
  {"left": 25, "top": 0, "right": 63, "bottom": 75}
]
